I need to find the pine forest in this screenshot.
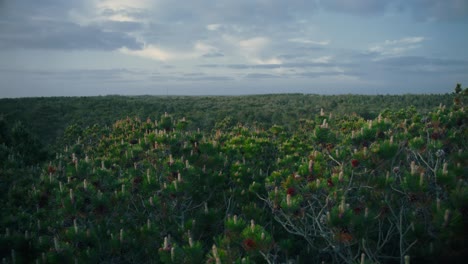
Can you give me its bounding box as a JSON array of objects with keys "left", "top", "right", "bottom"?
[{"left": 0, "top": 90, "right": 467, "bottom": 263}]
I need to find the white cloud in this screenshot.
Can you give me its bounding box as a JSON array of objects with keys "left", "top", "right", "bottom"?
[
  {"left": 253, "top": 58, "right": 282, "bottom": 65},
  {"left": 238, "top": 37, "right": 270, "bottom": 54},
  {"left": 288, "top": 38, "right": 330, "bottom": 46},
  {"left": 368, "top": 36, "right": 426, "bottom": 57},
  {"left": 106, "top": 14, "right": 137, "bottom": 22},
  {"left": 194, "top": 41, "right": 224, "bottom": 58},
  {"left": 119, "top": 41, "right": 221, "bottom": 61},
  {"left": 239, "top": 37, "right": 279, "bottom": 65},
  {"left": 119, "top": 45, "right": 173, "bottom": 61},
  {"left": 383, "top": 37, "right": 425, "bottom": 45},
  {"left": 311, "top": 56, "right": 333, "bottom": 63},
  {"left": 96, "top": 0, "right": 152, "bottom": 11},
  {"left": 194, "top": 42, "right": 218, "bottom": 54},
  {"left": 220, "top": 35, "right": 278, "bottom": 64},
  {"left": 206, "top": 24, "right": 222, "bottom": 31},
  {"left": 71, "top": 0, "right": 152, "bottom": 24}
]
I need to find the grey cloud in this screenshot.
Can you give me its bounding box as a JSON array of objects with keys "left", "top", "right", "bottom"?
[
  {"left": 198, "top": 64, "right": 220, "bottom": 68},
  {"left": 99, "top": 7, "right": 147, "bottom": 19},
  {"left": 274, "top": 44, "right": 328, "bottom": 63},
  {"left": 277, "top": 54, "right": 303, "bottom": 60},
  {"left": 377, "top": 56, "right": 468, "bottom": 67},
  {"left": 284, "top": 62, "right": 353, "bottom": 68},
  {"left": 375, "top": 56, "right": 468, "bottom": 74},
  {"left": 351, "top": 51, "right": 381, "bottom": 61},
  {"left": 202, "top": 52, "right": 225, "bottom": 58},
  {"left": 278, "top": 47, "right": 326, "bottom": 59},
  {"left": 226, "top": 65, "right": 254, "bottom": 69},
  {"left": 403, "top": 0, "right": 468, "bottom": 21},
  {"left": 142, "top": 23, "right": 209, "bottom": 50},
  {"left": 343, "top": 53, "right": 468, "bottom": 81},
  {"left": 299, "top": 71, "right": 351, "bottom": 78},
  {"left": 99, "top": 21, "right": 144, "bottom": 32},
  {"left": 200, "top": 62, "right": 351, "bottom": 70},
  {"left": 244, "top": 73, "right": 282, "bottom": 79},
  {"left": 150, "top": 72, "right": 234, "bottom": 82},
  {"left": 0, "top": 68, "right": 137, "bottom": 81},
  {"left": 0, "top": 0, "right": 143, "bottom": 50},
  {"left": 199, "top": 64, "right": 252, "bottom": 69},
  {"left": 150, "top": 0, "right": 467, "bottom": 24},
  {"left": 0, "top": 20, "right": 141, "bottom": 50},
  {"left": 318, "top": 0, "right": 388, "bottom": 15},
  {"left": 0, "top": 0, "right": 83, "bottom": 20},
  {"left": 4, "top": 0, "right": 465, "bottom": 54},
  {"left": 317, "top": 0, "right": 468, "bottom": 20},
  {"left": 152, "top": 0, "right": 318, "bottom": 25},
  {"left": 174, "top": 75, "right": 234, "bottom": 82}
]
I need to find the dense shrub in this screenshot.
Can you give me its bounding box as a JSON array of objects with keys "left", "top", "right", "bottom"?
[{"left": 0, "top": 93, "right": 466, "bottom": 263}]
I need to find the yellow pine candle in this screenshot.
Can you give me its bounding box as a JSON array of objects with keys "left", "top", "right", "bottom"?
[{"left": 74, "top": 219, "right": 78, "bottom": 234}]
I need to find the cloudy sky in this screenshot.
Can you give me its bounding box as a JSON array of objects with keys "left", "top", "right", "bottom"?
[{"left": 1, "top": 0, "right": 467, "bottom": 97}]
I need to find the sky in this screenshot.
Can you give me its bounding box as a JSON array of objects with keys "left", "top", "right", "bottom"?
[{"left": 0, "top": 0, "right": 467, "bottom": 97}]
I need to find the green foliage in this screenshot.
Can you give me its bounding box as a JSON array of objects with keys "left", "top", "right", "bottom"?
[
  {"left": 0, "top": 94, "right": 455, "bottom": 147},
  {"left": 0, "top": 93, "right": 466, "bottom": 263}
]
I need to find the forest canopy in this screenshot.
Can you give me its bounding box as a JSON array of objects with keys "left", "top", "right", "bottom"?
[{"left": 0, "top": 90, "right": 466, "bottom": 263}]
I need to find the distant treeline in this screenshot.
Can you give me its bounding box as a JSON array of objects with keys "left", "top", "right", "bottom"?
[{"left": 0, "top": 93, "right": 455, "bottom": 147}]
